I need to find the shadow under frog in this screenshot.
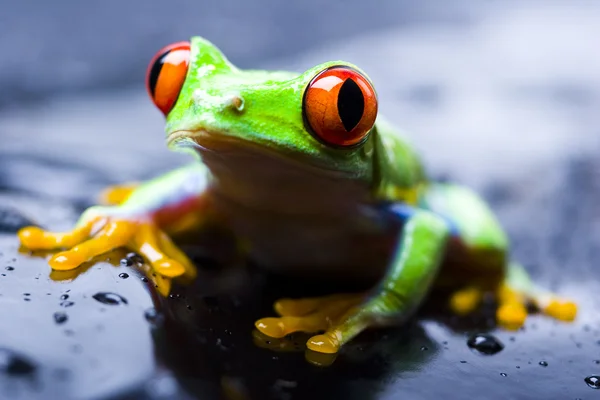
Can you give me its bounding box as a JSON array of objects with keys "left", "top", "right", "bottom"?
[
  {"left": 14, "top": 214, "right": 515, "bottom": 400},
  {"left": 152, "top": 268, "right": 441, "bottom": 400}
]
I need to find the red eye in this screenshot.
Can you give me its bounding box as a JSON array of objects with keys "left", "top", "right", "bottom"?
[
  {"left": 146, "top": 41, "right": 191, "bottom": 115},
  {"left": 303, "top": 66, "right": 377, "bottom": 147}
]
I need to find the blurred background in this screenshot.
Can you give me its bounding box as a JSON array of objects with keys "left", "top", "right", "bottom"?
[
  {"left": 1, "top": 0, "right": 599, "bottom": 200},
  {"left": 0, "top": 1, "right": 599, "bottom": 399}
]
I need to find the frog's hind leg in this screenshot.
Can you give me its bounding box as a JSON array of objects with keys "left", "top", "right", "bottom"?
[
  {"left": 423, "top": 182, "right": 509, "bottom": 313},
  {"left": 423, "top": 183, "right": 577, "bottom": 329}
]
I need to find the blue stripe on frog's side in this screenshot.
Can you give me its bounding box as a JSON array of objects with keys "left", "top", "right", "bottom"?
[{"left": 378, "top": 202, "right": 460, "bottom": 238}]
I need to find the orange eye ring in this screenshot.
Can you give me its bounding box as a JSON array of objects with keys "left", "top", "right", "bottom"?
[
  {"left": 302, "top": 66, "right": 378, "bottom": 148},
  {"left": 146, "top": 41, "right": 191, "bottom": 116}
]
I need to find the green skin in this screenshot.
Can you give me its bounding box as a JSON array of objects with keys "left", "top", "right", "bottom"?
[{"left": 72, "top": 37, "right": 543, "bottom": 351}]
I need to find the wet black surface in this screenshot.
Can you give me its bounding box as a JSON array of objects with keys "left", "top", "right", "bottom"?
[
  {"left": 2, "top": 145, "right": 600, "bottom": 400},
  {"left": 2, "top": 168, "right": 600, "bottom": 399},
  {"left": 2, "top": 1, "right": 600, "bottom": 399}
]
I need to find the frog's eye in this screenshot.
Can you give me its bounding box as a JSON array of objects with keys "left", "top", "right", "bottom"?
[
  {"left": 146, "top": 41, "right": 191, "bottom": 115},
  {"left": 303, "top": 66, "right": 377, "bottom": 147}
]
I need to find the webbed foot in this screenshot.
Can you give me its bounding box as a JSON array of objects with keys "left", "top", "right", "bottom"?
[
  {"left": 255, "top": 292, "right": 371, "bottom": 354},
  {"left": 495, "top": 284, "right": 576, "bottom": 330},
  {"left": 18, "top": 206, "right": 197, "bottom": 295},
  {"left": 448, "top": 277, "right": 577, "bottom": 330}
]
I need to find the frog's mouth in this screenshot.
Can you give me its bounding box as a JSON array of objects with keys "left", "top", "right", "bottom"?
[{"left": 167, "top": 129, "right": 360, "bottom": 179}]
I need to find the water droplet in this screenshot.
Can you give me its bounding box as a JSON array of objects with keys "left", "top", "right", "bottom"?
[
  {"left": 0, "top": 348, "right": 36, "bottom": 376},
  {"left": 539, "top": 361, "right": 548, "bottom": 367},
  {"left": 186, "top": 305, "right": 193, "bottom": 310},
  {"left": 594, "top": 360, "right": 600, "bottom": 364},
  {"left": 420, "top": 346, "right": 428, "bottom": 351},
  {"left": 460, "top": 360, "right": 467, "bottom": 364},
  {"left": 60, "top": 301, "right": 75, "bottom": 308},
  {"left": 5, "top": 266, "right": 14, "bottom": 271},
  {"left": 141, "top": 277, "right": 149, "bottom": 283},
  {"left": 126, "top": 252, "right": 143, "bottom": 264},
  {"left": 92, "top": 292, "right": 127, "bottom": 305},
  {"left": 467, "top": 333, "right": 504, "bottom": 355},
  {"left": 23, "top": 293, "right": 30, "bottom": 296},
  {"left": 53, "top": 312, "right": 68, "bottom": 324},
  {"left": 60, "top": 294, "right": 69, "bottom": 300},
  {"left": 500, "top": 373, "right": 507, "bottom": 377},
  {"left": 585, "top": 375, "right": 600, "bottom": 389},
  {"left": 118, "top": 273, "right": 129, "bottom": 279},
  {"left": 120, "top": 258, "right": 133, "bottom": 267},
  {"left": 144, "top": 308, "right": 163, "bottom": 326}
]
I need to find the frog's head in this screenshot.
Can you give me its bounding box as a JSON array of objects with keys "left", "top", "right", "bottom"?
[{"left": 145, "top": 37, "right": 379, "bottom": 181}]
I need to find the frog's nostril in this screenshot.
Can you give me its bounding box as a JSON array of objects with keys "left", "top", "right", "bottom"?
[{"left": 226, "top": 95, "right": 245, "bottom": 112}]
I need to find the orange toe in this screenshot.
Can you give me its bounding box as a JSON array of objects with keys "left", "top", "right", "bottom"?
[
  {"left": 497, "top": 302, "right": 527, "bottom": 330},
  {"left": 49, "top": 251, "right": 87, "bottom": 271},
  {"left": 544, "top": 300, "right": 577, "bottom": 322},
  {"left": 153, "top": 259, "right": 186, "bottom": 278},
  {"left": 306, "top": 332, "right": 341, "bottom": 354},
  {"left": 18, "top": 227, "right": 47, "bottom": 248},
  {"left": 255, "top": 318, "right": 287, "bottom": 338}
]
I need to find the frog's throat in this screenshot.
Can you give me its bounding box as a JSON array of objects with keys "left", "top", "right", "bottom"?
[{"left": 167, "top": 129, "right": 356, "bottom": 179}]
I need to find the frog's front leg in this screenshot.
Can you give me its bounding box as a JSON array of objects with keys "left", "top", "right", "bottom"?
[
  {"left": 255, "top": 206, "right": 450, "bottom": 354},
  {"left": 18, "top": 163, "right": 211, "bottom": 292}
]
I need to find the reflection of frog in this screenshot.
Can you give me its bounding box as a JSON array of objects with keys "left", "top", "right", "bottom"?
[{"left": 18, "top": 37, "right": 576, "bottom": 355}]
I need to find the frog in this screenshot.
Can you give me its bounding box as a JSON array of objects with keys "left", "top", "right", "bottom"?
[{"left": 17, "top": 37, "right": 577, "bottom": 355}]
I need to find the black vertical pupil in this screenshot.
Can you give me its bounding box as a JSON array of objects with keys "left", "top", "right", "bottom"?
[
  {"left": 337, "top": 78, "right": 364, "bottom": 132},
  {"left": 148, "top": 50, "right": 171, "bottom": 97}
]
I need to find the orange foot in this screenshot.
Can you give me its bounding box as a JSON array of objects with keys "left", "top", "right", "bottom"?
[
  {"left": 17, "top": 206, "right": 196, "bottom": 295},
  {"left": 448, "top": 284, "right": 577, "bottom": 330},
  {"left": 255, "top": 292, "right": 367, "bottom": 354}
]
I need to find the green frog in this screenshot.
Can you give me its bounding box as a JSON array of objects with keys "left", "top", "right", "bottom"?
[{"left": 18, "top": 37, "right": 576, "bottom": 355}]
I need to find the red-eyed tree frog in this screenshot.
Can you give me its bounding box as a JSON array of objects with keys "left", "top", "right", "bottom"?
[{"left": 18, "top": 37, "right": 577, "bottom": 355}]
